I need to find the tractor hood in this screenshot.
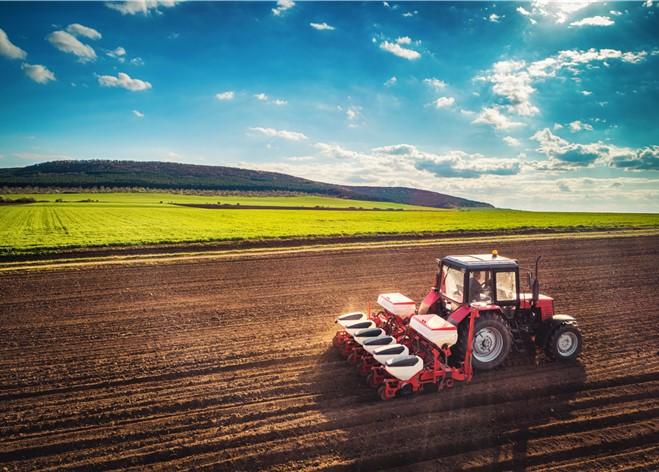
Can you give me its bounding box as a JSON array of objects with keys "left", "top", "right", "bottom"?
[
  {"left": 520, "top": 293, "right": 554, "bottom": 302},
  {"left": 520, "top": 293, "right": 555, "bottom": 320}
]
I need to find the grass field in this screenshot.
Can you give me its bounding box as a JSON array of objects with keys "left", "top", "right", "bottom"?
[
  {"left": 1, "top": 192, "right": 658, "bottom": 255},
  {"left": 4, "top": 192, "right": 428, "bottom": 210}
]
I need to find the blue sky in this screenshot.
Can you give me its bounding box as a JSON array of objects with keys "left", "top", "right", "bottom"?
[{"left": 0, "top": 1, "right": 658, "bottom": 211}]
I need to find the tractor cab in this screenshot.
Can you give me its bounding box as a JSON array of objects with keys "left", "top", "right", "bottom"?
[
  {"left": 441, "top": 252, "right": 520, "bottom": 307},
  {"left": 420, "top": 250, "right": 556, "bottom": 323},
  {"left": 420, "top": 251, "right": 520, "bottom": 317}
]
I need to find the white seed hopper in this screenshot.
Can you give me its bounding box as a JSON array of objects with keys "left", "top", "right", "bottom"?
[
  {"left": 336, "top": 311, "right": 367, "bottom": 327},
  {"left": 410, "top": 314, "right": 458, "bottom": 348},
  {"left": 384, "top": 355, "right": 424, "bottom": 381},
  {"left": 377, "top": 293, "right": 416, "bottom": 319},
  {"left": 372, "top": 344, "right": 409, "bottom": 364}
]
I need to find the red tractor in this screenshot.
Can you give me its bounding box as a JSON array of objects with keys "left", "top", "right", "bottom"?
[
  {"left": 333, "top": 251, "right": 583, "bottom": 400},
  {"left": 418, "top": 251, "right": 582, "bottom": 369}
]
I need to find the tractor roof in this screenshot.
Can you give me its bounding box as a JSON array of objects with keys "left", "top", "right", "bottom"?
[{"left": 441, "top": 254, "right": 518, "bottom": 271}]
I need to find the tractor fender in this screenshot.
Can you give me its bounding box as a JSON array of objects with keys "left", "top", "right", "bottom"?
[
  {"left": 418, "top": 290, "right": 441, "bottom": 315},
  {"left": 535, "top": 314, "right": 578, "bottom": 348},
  {"left": 448, "top": 304, "right": 503, "bottom": 326}
]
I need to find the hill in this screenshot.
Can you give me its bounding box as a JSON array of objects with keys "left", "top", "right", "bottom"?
[{"left": 0, "top": 160, "right": 493, "bottom": 208}]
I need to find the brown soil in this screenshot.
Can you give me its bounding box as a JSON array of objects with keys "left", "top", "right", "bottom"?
[{"left": 1, "top": 234, "right": 658, "bottom": 471}]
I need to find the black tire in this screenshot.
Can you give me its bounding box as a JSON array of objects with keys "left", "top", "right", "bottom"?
[
  {"left": 451, "top": 311, "right": 512, "bottom": 371},
  {"left": 545, "top": 324, "right": 582, "bottom": 362},
  {"left": 397, "top": 383, "right": 414, "bottom": 397}
]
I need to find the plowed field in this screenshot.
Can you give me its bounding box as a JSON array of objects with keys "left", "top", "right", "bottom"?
[{"left": 1, "top": 234, "right": 658, "bottom": 471}]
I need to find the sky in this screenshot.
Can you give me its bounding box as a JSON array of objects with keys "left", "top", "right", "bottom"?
[{"left": 0, "top": 1, "right": 658, "bottom": 212}]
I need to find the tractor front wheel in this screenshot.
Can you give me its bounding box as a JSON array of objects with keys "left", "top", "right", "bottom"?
[{"left": 545, "top": 324, "right": 582, "bottom": 362}]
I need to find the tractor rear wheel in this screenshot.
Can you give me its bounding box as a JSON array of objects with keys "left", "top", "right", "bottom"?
[
  {"left": 545, "top": 324, "right": 582, "bottom": 362},
  {"left": 452, "top": 311, "right": 512, "bottom": 370}
]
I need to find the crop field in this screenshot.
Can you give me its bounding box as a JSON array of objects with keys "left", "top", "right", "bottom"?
[
  {"left": 1, "top": 233, "right": 658, "bottom": 470},
  {"left": 1, "top": 192, "right": 658, "bottom": 255}
]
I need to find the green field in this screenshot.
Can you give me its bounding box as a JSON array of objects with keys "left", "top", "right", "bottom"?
[
  {"left": 4, "top": 192, "right": 428, "bottom": 210},
  {"left": 1, "top": 192, "right": 658, "bottom": 255}
]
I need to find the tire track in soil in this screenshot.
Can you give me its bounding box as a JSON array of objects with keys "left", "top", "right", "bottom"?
[{"left": 0, "top": 234, "right": 657, "bottom": 470}]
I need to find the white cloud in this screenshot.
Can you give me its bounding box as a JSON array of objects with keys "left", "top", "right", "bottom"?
[
  {"left": 0, "top": 28, "right": 27, "bottom": 60},
  {"left": 503, "top": 136, "right": 521, "bottom": 147},
  {"left": 517, "top": 1, "right": 596, "bottom": 24},
  {"left": 433, "top": 96, "right": 455, "bottom": 108},
  {"left": 380, "top": 40, "right": 421, "bottom": 60},
  {"left": 66, "top": 23, "right": 102, "bottom": 40},
  {"left": 249, "top": 127, "right": 307, "bottom": 141},
  {"left": 285, "top": 156, "right": 316, "bottom": 162},
  {"left": 243, "top": 138, "right": 658, "bottom": 211},
  {"left": 373, "top": 144, "right": 521, "bottom": 178},
  {"left": 310, "top": 22, "right": 334, "bottom": 31},
  {"left": 402, "top": 11, "right": 417, "bottom": 17},
  {"left": 477, "top": 59, "right": 538, "bottom": 116},
  {"left": 488, "top": 13, "right": 502, "bottom": 23},
  {"left": 97, "top": 72, "right": 152, "bottom": 91},
  {"left": 251, "top": 93, "right": 287, "bottom": 105},
  {"left": 396, "top": 36, "right": 412, "bottom": 45},
  {"left": 130, "top": 57, "right": 144, "bottom": 66},
  {"left": 570, "top": 16, "right": 614, "bottom": 27},
  {"left": 132, "top": 110, "right": 144, "bottom": 118},
  {"left": 643, "top": 0, "right": 653, "bottom": 7},
  {"left": 423, "top": 77, "right": 447, "bottom": 90},
  {"left": 472, "top": 107, "right": 523, "bottom": 130},
  {"left": 47, "top": 30, "right": 96, "bottom": 62},
  {"left": 609, "top": 10, "right": 623, "bottom": 16},
  {"left": 272, "top": 0, "right": 295, "bottom": 16},
  {"left": 550, "top": 49, "right": 647, "bottom": 66},
  {"left": 384, "top": 76, "right": 397, "bottom": 87},
  {"left": 553, "top": 123, "right": 564, "bottom": 130},
  {"left": 580, "top": 90, "right": 592, "bottom": 96},
  {"left": 346, "top": 105, "right": 361, "bottom": 121},
  {"left": 569, "top": 120, "right": 593, "bottom": 132},
  {"left": 215, "top": 91, "right": 235, "bottom": 101},
  {"left": 315, "top": 142, "right": 369, "bottom": 160},
  {"left": 308, "top": 142, "right": 522, "bottom": 181},
  {"left": 21, "top": 63, "right": 56, "bottom": 84},
  {"left": 106, "top": 46, "right": 126, "bottom": 61},
  {"left": 106, "top": 0, "right": 179, "bottom": 16},
  {"left": 478, "top": 48, "right": 647, "bottom": 119},
  {"left": 165, "top": 151, "right": 182, "bottom": 162},
  {"left": 530, "top": 128, "right": 658, "bottom": 171}
]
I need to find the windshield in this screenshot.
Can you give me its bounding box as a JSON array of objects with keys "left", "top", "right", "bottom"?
[
  {"left": 440, "top": 264, "right": 465, "bottom": 303},
  {"left": 495, "top": 271, "right": 517, "bottom": 301},
  {"left": 469, "top": 270, "right": 493, "bottom": 304}
]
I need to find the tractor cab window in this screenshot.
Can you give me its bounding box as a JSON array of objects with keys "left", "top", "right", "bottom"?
[
  {"left": 495, "top": 271, "right": 517, "bottom": 302},
  {"left": 441, "top": 265, "right": 465, "bottom": 302},
  {"left": 469, "top": 270, "right": 493, "bottom": 304}
]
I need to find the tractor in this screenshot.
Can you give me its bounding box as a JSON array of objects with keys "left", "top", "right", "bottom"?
[
  {"left": 418, "top": 250, "right": 582, "bottom": 369},
  {"left": 333, "top": 250, "right": 583, "bottom": 400}
]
